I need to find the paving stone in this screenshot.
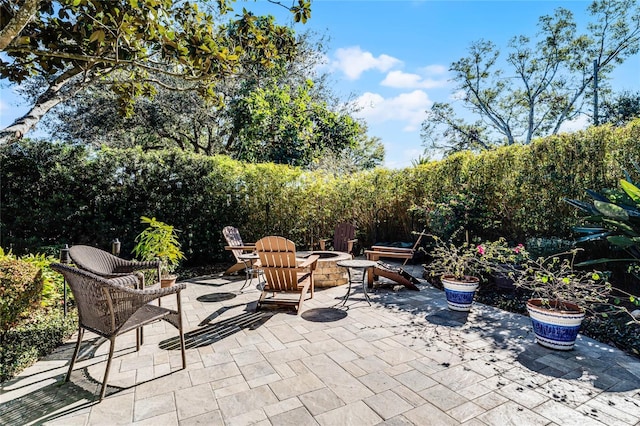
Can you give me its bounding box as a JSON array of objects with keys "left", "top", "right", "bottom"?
[
  {"left": 430, "top": 364, "right": 488, "bottom": 391},
  {"left": 174, "top": 383, "right": 217, "bottom": 420},
  {"left": 315, "top": 400, "right": 383, "bottom": 426},
  {"left": 476, "top": 400, "right": 550, "bottom": 425},
  {"left": 133, "top": 391, "right": 176, "bottom": 422},
  {"left": 189, "top": 361, "right": 241, "bottom": 386},
  {"left": 263, "top": 397, "right": 304, "bottom": 417},
  {"left": 535, "top": 399, "right": 607, "bottom": 425},
  {"left": 358, "top": 371, "right": 401, "bottom": 393},
  {"left": 363, "top": 389, "right": 414, "bottom": 419},
  {"left": 132, "top": 411, "right": 178, "bottom": 426},
  {"left": 268, "top": 372, "right": 326, "bottom": 400},
  {"left": 446, "top": 400, "right": 486, "bottom": 423},
  {"left": 418, "top": 383, "right": 469, "bottom": 411},
  {"left": 87, "top": 392, "right": 135, "bottom": 425},
  {"left": 402, "top": 401, "right": 459, "bottom": 425},
  {"left": 394, "top": 369, "right": 438, "bottom": 392},
  {"left": 376, "top": 415, "right": 415, "bottom": 426},
  {"left": 268, "top": 406, "right": 318, "bottom": 425},
  {"left": 353, "top": 355, "right": 392, "bottom": 373},
  {"left": 217, "top": 385, "right": 279, "bottom": 419},
  {"left": 224, "top": 409, "right": 269, "bottom": 426},
  {"left": 299, "top": 388, "right": 346, "bottom": 416},
  {"left": 497, "top": 381, "right": 550, "bottom": 409}
]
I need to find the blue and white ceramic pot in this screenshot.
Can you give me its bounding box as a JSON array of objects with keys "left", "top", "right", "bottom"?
[
  {"left": 441, "top": 275, "right": 480, "bottom": 311},
  {"left": 526, "top": 298, "right": 585, "bottom": 351}
]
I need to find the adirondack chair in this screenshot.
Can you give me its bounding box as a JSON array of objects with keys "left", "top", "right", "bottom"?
[
  {"left": 254, "top": 236, "right": 319, "bottom": 314},
  {"left": 319, "top": 222, "right": 358, "bottom": 256},
  {"left": 223, "top": 226, "right": 256, "bottom": 275}
]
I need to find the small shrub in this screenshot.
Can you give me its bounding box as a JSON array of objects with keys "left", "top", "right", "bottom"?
[
  {"left": 0, "top": 308, "right": 77, "bottom": 382},
  {"left": 0, "top": 258, "right": 43, "bottom": 331}
]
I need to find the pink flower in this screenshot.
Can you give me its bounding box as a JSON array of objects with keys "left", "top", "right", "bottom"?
[
  {"left": 514, "top": 244, "right": 524, "bottom": 254},
  {"left": 477, "top": 245, "right": 485, "bottom": 255}
]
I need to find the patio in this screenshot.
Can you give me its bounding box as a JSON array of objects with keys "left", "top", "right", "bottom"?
[{"left": 1, "top": 262, "right": 640, "bottom": 425}]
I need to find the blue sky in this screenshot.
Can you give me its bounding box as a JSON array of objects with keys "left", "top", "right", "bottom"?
[{"left": 1, "top": 0, "right": 639, "bottom": 168}]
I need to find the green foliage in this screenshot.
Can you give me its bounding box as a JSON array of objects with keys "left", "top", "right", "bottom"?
[
  {"left": 132, "top": 216, "right": 185, "bottom": 275},
  {"left": 423, "top": 236, "right": 487, "bottom": 281},
  {"left": 2, "top": 119, "right": 640, "bottom": 266},
  {"left": 0, "top": 0, "right": 311, "bottom": 143},
  {"left": 0, "top": 258, "right": 43, "bottom": 331},
  {"left": 0, "top": 308, "right": 77, "bottom": 382}
]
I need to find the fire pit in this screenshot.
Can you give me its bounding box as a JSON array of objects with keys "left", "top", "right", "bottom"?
[{"left": 298, "top": 251, "right": 351, "bottom": 287}]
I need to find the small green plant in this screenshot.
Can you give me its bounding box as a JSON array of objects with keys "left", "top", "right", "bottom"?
[{"left": 132, "top": 216, "right": 185, "bottom": 276}]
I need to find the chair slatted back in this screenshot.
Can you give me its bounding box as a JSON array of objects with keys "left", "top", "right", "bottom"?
[
  {"left": 223, "top": 226, "right": 246, "bottom": 261},
  {"left": 256, "top": 236, "right": 302, "bottom": 292},
  {"left": 333, "top": 222, "right": 356, "bottom": 253}
]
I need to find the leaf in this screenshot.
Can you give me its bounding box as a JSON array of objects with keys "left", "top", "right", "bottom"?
[
  {"left": 607, "top": 235, "right": 637, "bottom": 248},
  {"left": 594, "top": 200, "right": 629, "bottom": 220},
  {"left": 89, "top": 30, "right": 105, "bottom": 44},
  {"left": 620, "top": 179, "right": 640, "bottom": 204}
]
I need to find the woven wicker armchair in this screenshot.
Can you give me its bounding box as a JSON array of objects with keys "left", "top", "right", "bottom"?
[
  {"left": 69, "top": 245, "right": 161, "bottom": 287},
  {"left": 51, "top": 263, "right": 186, "bottom": 400}
]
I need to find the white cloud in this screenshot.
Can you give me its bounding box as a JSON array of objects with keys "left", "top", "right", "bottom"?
[
  {"left": 381, "top": 70, "right": 449, "bottom": 89},
  {"left": 422, "top": 64, "right": 448, "bottom": 75},
  {"left": 559, "top": 114, "right": 590, "bottom": 133},
  {"left": 331, "top": 46, "right": 402, "bottom": 80},
  {"left": 354, "top": 90, "right": 432, "bottom": 131}
]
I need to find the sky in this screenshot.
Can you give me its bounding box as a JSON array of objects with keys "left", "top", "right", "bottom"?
[{"left": 1, "top": 0, "right": 639, "bottom": 168}]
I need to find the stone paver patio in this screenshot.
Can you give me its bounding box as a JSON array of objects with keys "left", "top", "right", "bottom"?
[{"left": 2, "top": 262, "right": 640, "bottom": 425}]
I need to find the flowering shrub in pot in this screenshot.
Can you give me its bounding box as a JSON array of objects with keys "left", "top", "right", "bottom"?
[
  {"left": 512, "top": 249, "right": 639, "bottom": 350},
  {"left": 423, "top": 236, "right": 488, "bottom": 311}
]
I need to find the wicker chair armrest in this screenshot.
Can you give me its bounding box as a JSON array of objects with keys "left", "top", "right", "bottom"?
[{"left": 114, "top": 260, "right": 161, "bottom": 273}]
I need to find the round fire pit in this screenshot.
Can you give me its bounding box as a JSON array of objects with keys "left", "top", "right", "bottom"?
[{"left": 299, "top": 251, "right": 351, "bottom": 287}]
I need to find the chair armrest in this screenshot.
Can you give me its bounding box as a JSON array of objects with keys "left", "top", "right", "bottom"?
[
  {"left": 298, "top": 254, "right": 319, "bottom": 269},
  {"left": 114, "top": 260, "right": 161, "bottom": 274},
  {"left": 224, "top": 245, "right": 256, "bottom": 251}
]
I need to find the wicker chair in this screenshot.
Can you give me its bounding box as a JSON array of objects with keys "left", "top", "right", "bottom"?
[
  {"left": 51, "top": 263, "right": 186, "bottom": 400},
  {"left": 69, "top": 245, "right": 161, "bottom": 287}
]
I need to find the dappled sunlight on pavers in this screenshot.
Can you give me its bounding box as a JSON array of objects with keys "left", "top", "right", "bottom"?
[{"left": 2, "top": 262, "right": 640, "bottom": 425}]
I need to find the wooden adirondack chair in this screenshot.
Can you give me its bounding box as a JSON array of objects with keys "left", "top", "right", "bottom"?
[
  {"left": 254, "top": 236, "right": 319, "bottom": 314},
  {"left": 319, "top": 222, "right": 358, "bottom": 256},
  {"left": 223, "top": 226, "right": 256, "bottom": 275}
]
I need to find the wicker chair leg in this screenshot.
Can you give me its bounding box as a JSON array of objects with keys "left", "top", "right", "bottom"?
[
  {"left": 65, "top": 327, "right": 84, "bottom": 383},
  {"left": 99, "top": 337, "right": 116, "bottom": 400}
]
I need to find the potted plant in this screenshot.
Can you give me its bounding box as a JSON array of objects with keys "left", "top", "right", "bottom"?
[
  {"left": 132, "top": 216, "right": 185, "bottom": 287},
  {"left": 423, "top": 236, "right": 487, "bottom": 311},
  {"left": 477, "top": 239, "right": 529, "bottom": 291},
  {"left": 511, "top": 249, "right": 621, "bottom": 350}
]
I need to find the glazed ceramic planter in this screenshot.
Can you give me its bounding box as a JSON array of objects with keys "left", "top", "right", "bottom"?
[
  {"left": 441, "top": 275, "right": 480, "bottom": 311},
  {"left": 526, "top": 298, "right": 585, "bottom": 350}
]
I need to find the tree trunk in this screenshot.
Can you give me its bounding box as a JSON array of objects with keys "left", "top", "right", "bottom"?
[
  {"left": 0, "top": 69, "right": 88, "bottom": 145},
  {"left": 0, "top": 0, "right": 41, "bottom": 50}
]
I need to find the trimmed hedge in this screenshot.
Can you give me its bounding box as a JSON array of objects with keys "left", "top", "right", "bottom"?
[
  {"left": 0, "top": 308, "right": 77, "bottom": 382},
  {"left": 2, "top": 120, "right": 640, "bottom": 262}
]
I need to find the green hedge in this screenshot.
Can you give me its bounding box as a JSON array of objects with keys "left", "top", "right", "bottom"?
[
  {"left": 0, "top": 258, "right": 43, "bottom": 331},
  {"left": 2, "top": 120, "right": 640, "bottom": 262},
  {"left": 0, "top": 308, "right": 77, "bottom": 382}
]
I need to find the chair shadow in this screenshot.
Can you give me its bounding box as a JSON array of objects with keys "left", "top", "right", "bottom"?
[
  {"left": 160, "top": 308, "right": 274, "bottom": 350},
  {"left": 301, "top": 308, "right": 348, "bottom": 322},
  {"left": 0, "top": 375, "right": 97, "bottom": 425}
]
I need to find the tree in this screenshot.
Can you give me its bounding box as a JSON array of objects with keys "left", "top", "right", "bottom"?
[
  {"left": 422, "top": 0, "right": 640, "bottom": 154},
  {"left": 600, "top": 90, "right": 640, "bottom": 126},
  {"left": 41, "top": 29, "right": 381, "bottom": 168},
  {"left": 0, "top": 0, "right": 312, "bottom": 144}
]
